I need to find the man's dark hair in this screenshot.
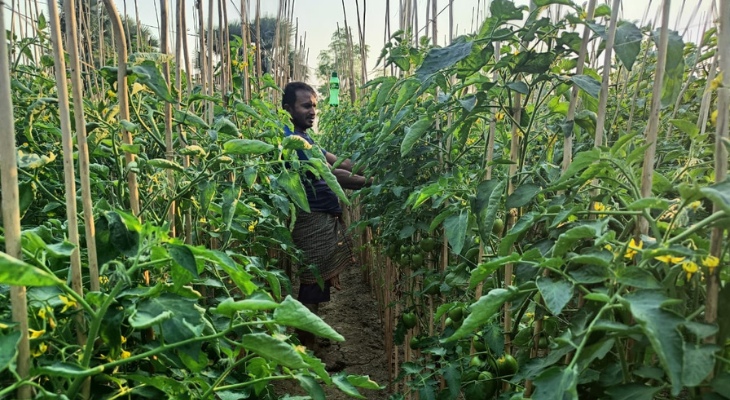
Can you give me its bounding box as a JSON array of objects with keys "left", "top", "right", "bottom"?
[{"left": 282, "top": 82, "right": 316, "bottom": 108}]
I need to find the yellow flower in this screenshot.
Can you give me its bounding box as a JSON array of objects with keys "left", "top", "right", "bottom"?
[
  {"left": 121, "top": 335, "right": 127, "bottom": 344},
  {"left": 38, "top": 308, "right": 47, "bottom": 319},
  {"left": 624, "top": 238, "right": 643, "bottom": 259},
  {"left": 711, "top": 109, "right": 718, "bottom": 125},
  {"left": 683, "top": 260, "right": 699, "bottom": 280},
  {"left": 594, "top": 202, "right": 606, "bottom": 212},
  {"left": 99, "top": 276, "right": 110, "bottom": 285},
  {"left": 495, "top": 112, "right": 505, "bottom": 122},
  {"left": 688, "top": 201, "right": 702, "bottom": 211},
  {"left": 59, "top": 294, "right": 77, "bottom": 313},
  {"left": 655, "top": 255, "right": 685, "bottom": 264},
  {"left": 525, "top": 312, "right": 534, "bottom": 320},
  {"left": 703, "top": 256, "right": 720, "bottom": 275},
  {"left": 248, "top": 220, "right": 258, "bottom": 232},
  {"left": 120, "top": 350, "right": 131, "bottom": 359},
  {"left": 710, "top": 73, "right": 723, "bottom": 91},
  {"left": 604, "top": 243, "right": 613, "bottom": 251},
  {"left": 232, "top": 59, "right": 239, "bottom": 67},
  {"left": 31, "top": 342, "right": 48, "bottom": 357},
  {"left": 48, "top": 317, "right": 56, "bottom": 330},
  {"left": 29, "top": 329, "right": 45, "bottom": 339},
  {"left": 294, "top": 345, "right": 307, "bottom": 353}
]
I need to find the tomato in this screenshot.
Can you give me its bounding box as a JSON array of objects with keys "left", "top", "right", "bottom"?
[
  {"left": 496, "top": 354, "right": 518, "bottom": 377},
  {"left": 472, "top": 336, "right": 487, "bottom": 352},
  {"left": 469, "top": 355, "right": 486, "bottom": 368},
  {"left": 478, "top": 371, "right": 499, "bottom": 398},
  {"left": 424, "top": 278, "right": 441, "bottom": 295},
  {"left": 463, "top": 371, "right": 498, "bottom": 400},
  {"left": 538, "top": 336, "right": 549, "bottom": 349},
  {"left": 492, "top": 218, "right": 504, "bottom": 235},
  {"left": 465, "top": 247, "right": 480, "bottom": 264},
  {"left": 543, "top": 317, "right": 559, "bottom": 336},
  {"left": 420, "top": 237, "right": 437, "bottom": 252},
  {"left": 411, "top": 253, "right": 424, "bottom": 268},
  {"left": 400, "top": 253, "right": 410, "bottom": 266},
  {"left": 410, "top": 336, "right": 420, "bottom": 350},
  {"left": 449, "top": 306, "right": 464, "bottom": 322},
  {"left": 402, "top": 312, "right": 417, "bottom": 329}
]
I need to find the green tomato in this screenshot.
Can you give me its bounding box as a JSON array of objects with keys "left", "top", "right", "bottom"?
[
  {"left": 411, "top": 253, "right": 424, "bottom": 268},
  {"left": 402, "top": 312, "right": 417, "bottom": 329},
  {"left": 420, "top": 237, "right": 437, "bottom": 252},
  {"left": 492, "top": 218, "right": 505, "bottom": 235},
  {"left": 496, "top": 354, "right": 518, "bottom": 377},
  {"left": 449, "top": 306, "right": 464, "bottom": 322}
]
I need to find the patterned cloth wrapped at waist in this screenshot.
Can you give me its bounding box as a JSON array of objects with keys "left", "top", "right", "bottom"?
[{"left": 292, "top": 211, "right": 355, "bottom": 284}]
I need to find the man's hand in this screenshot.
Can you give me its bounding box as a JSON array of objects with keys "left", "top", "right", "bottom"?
[{"left": 330, "top": 274, "right": 342, "bottom": 291}]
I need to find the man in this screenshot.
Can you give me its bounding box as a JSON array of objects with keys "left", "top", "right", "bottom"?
[{"left": 281, "top": 82, "right": 369, "bottom": 348}]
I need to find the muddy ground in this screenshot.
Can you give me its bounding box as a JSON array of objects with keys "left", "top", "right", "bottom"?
[{"left": 275, "top": 264, "right": 391, "bottom": 399}]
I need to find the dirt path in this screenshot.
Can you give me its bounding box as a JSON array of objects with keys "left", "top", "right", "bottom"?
[{"left": 276, "top": 264, "right": 391, "bottom": 399}]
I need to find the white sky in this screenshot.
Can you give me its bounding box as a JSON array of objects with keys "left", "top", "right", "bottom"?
[{"left": 3, "top": 0, "right": 712, "bottom": 87}]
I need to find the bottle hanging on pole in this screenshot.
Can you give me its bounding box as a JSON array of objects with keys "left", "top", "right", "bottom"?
[{"left": 329, "top": 71, "right": 340, "bottom": 106}]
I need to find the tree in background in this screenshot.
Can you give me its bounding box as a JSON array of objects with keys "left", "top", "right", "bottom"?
[{"left": 316, "top": 27, "right": 367, "bottom": 102}]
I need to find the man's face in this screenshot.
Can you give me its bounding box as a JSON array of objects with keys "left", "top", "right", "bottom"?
[{"left": 286, "top": 90, "right": 317, "bottom": 131}]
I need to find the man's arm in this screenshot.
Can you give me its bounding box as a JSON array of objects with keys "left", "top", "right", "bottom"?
[
  {"left": 326, "top": 152, "right": 364, "bottom": 174},
  {"left": 332, "top": 168, "right": 369, "bottom": 190}
]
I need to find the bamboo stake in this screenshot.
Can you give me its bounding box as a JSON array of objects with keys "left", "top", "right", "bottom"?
[
  {"left": 181, "top": 0, "right": 193, "bottom": 94},
  {"left": 0, "top": 6, "right": 31, "bottom": 399},
  {"left": 217, "top": 0, "right": 225, "bottom": 95},
  {"left": 485, "top": 44, "right": 501, "bottom": 180},
  {"left": 177, "top": 0, "right": 192, "bottom": 244},
  {"left": 198, "top": 0, "right": 208, "bottom": 94},
  {"left": 432, "top": 0, "right": 437, "bottom": 46},
  {"left": 124, "top": 0, "right": 132, "bottom": 53},
  {"left": 563, "top": 0, "right": 596, "bottom": 173},
  {"left": 594, "top": 0, "right": 619, "bottom": 148},
  {"left": 103, "top": 0, "right": 141, "bottom": 216},
  {"left": 255, "top": 0, "right": 262, "bottom": 80},
  {"left": 160, "top": 0, "right": 176, "bottom": 237},
  {"left": 705, "top": 0, "right": 729, "bottom": 346},
  {"left": 698, "top": 54, "right": 719, "bottom": 135},
  {"left": 135, "top": 0, "right": 141, "bottom": 51},
  {"left": 355, "top": 0, "right": 367, "bottom": 86},
  {"left": 341, "top": 0, "right": 357, "bottom": 101},
  {"left": 47, "top": 0, "right": 87, "bottom": 356},
  {"left": 63, "top": 0, "right": 99, "bottom": 292},
  {"left": 273, "top": 0, "right": 282, "bottom": 87},
  {"left": 207, "top": 0, "right": 215, "bottom": 122},
  {"left": 637, "top": 0, "right": 671, "bottom": 237}
]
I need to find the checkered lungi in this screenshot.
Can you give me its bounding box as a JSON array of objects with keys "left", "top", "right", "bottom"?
[{"left": 291, "top": 211, "right": 355, "bottom": 285}]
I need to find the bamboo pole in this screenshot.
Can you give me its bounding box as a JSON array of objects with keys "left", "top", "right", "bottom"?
[
  {"left": 705, "top": 0, "right": 729, "bottom": 346},
  {"left": 594, "top": 0, "right": 619, "bottom": 149},
  {"left": 0, "top": 6, "right": 31, "bottom": 399},
  {"left": 135, "top": 0, "right": 141, "bottom": 51},
  {"left": 217, "top": 0, "right": 225, "bottom": 95},
  {"left": 63, "top": 0, "right": 99, "bottom": 292},
  {"left": 637, "top": 0, "right": 670, "bottom": 236},
  {"left": 355, "top": 0, "right": 367, "bottom": 86},
  {"left": 103, "top": 0, "right": 141, "bottom": 216},
  {"left": 563, "top": 0, "right": 596, "bottom": 173},
  {"left": 255, "top": 0, "right": 262, "bottom": 80},
  {"left": 181, "top": 0, "right": 193, "bottom": 95},
  {"left": 177, "top": 0, "right": 192, "bottom": 244},
  {"left": 432, "top": 0, "right": 437, "bottom": 46},
  {"left": 340, "top": 0, "right": 357, "bottom": 101},
  {"left": 698, "top": 54, "right": 719, "bottom": 135},
  {"left": 47, "top": 0, "right": 88, "bottom": 364},
  {"left": 198, "top": 0, "right": 208, "bottom": 92},
  {"left": 160, "top": 0, "right": 176, "bottom": 237},
  {"left": 207, "top": 0, "right": 214, "bottom": 121}
]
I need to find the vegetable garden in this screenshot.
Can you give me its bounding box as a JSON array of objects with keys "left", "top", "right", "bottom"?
[{"left": 1, "top": 0, "right": 730, "bottom": 399}]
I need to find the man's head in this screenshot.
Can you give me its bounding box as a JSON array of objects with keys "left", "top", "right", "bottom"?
[{"left": 282, "top": 82, "right": 317, "bottom": 132}]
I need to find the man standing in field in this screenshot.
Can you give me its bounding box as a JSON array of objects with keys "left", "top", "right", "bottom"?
[{"left": 282, "top": 82, "right": 369, "bottom": 349}]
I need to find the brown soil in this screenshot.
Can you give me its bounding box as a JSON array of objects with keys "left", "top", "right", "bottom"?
[{"left": 275, "top": 264, "right": 391, "bottom": 399}]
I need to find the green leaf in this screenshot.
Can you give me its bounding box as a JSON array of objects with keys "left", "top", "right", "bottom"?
[
  {"left": 669, "top": 119, "right": 700, "bottom": 139},
  {"left": 309, "top": 158, "right": 351, "bottom": 206},
  {"left": 104, "top": 211, "right": 140, "bottom": 257},
  {"left": 473, "top": 180, "right": 505, "bottom": 245},
  {"left": 129, "top": 293, "right": 205, "bottom": 355},
  {"left": 570, "top": 75, "right": 601, "bottom": 99},
  {"left": 499, "top": 212, "right": 539, "bottom": 256},
  {"left": 614, "top": 22, "right": 643, "bottom": 71},
  {"left": 512, "top": 51, "right": 556, "bottom": 74},
  {"left": 537, "top": 276, "right": 574, "bottom": 315},
  {"left": 242, "top": 332, "right": 308, "bottom": 369},
  {"left": 277, "top": 171, "right": 310, "bottom": 212},
  {"left": 147, "top": 158, "right": 184, "bottom": 172},
  {"left": 470, "top": 254, "right": 520, "bottom": 289},
  {"left": 131, "top": 60, "right": 175, "bottom": 103},
  {"left": 533, "top": 0, "right": 575, "bottom": 6},
  {"left": 212, "top": 293, "right": 280, "bottom": 316},
  {"left": 215, "top": 118, "right": 240, "bottom": 137},
  {"left": 553, "top": 220, "right": 607, "bottom": 257},
  {"left": 506, "top": 183, "right": 541, "bottom": 209},
  {"left": 623, "top": 291, "right": 684, "bottom": 396},
  {"left": 273, "top": 296, "right": 344, "bottom": 341},
  {"left": 490, "top": 0, "right": 526, "bottom": 20},
  {"left": 401, "top": 118, "right": 434, "bottom": 156},
  {"left": 444, "top": 210, "right": 469, "bottom": 255},
  {"left": 415, "top": 38, "right": 474, "bottom": 79},
  {"left": 551, "top": 148, "right": 601, "bottom": 188},
  {"left": 652, "top": 30, "right": 685, "bottom": 108},
  {"left": 604, "top": 383, "right": 661, "bottom": 400},
  {"left": 615, "top": 266, "right": 661, "bottom": 289},
  {"left": 347, "top": 375, "right": 382, "bottom": 390},
  {"left": 444, "top": 288, "right": 517, "bottom": 342},
  {"left": 0, "top": 252, "right": 62, "bottom": 286},
  {"left": 296, "top": 375, "right": 326, "bottom": 400},
  {"left": 333, "top": 372, "right": 366, "bottom": 399},
  {"left": 222, "top": 186, "right": 241, "bottom": 230},
  {"left": 574, "top": 110, "right": 597, "bottom": 137},
  {"left": 533, "top": 366, "right": 578, "bottom": 400},
  {"left": 224, "top": 139, "right": 275, "bottom": 155},
  {"left": 413, "top": 183, "right": 442, "bottom": 209},
  {"left": 700, "top": 179, "right": 730, "bottom": 214},
  {"left": 174, "top": 109, "right": 210, "bottom": 129},
  {"left": 0, "top": 331, "right": 21, "bottom": 373},
  {"left": 507, "top": 81, "right": 529, "bottom": 94},
  {"left": 169, "top": 244, "right": 198, "bottom": 277},
  {"left": 682, "top": 343, "right": 720, "bottom": 387},
  {"left": 627, "top": 198, "right": 670, "bottom": 210},
  {"left": 36, "top": 363, "right": 101, "bottom": 378}
]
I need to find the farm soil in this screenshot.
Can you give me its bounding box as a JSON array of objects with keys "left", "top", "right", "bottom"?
[{"left": 275, "top": 264, "right": 391, "bottom": 399}]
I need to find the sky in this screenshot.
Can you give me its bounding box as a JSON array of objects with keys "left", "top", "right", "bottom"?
[{"left": 2, "top": 0, "right": 713, "bottom": 87}]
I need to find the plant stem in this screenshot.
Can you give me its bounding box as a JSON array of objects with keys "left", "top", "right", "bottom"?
[{"left": 215, "top": 375, "right": 293, "bottom": 392}]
